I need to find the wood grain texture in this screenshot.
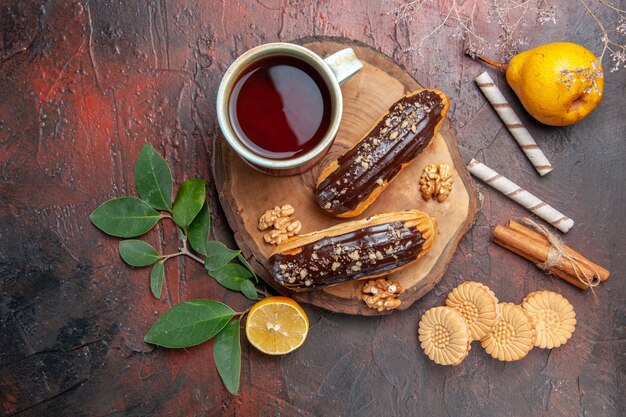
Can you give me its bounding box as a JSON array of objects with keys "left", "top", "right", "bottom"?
[
  {"left": 213, "top": 38, "right": 478, "bottom": 315},
  {"left": 0, "top": 1, "right": 624, "bottom": 416}
]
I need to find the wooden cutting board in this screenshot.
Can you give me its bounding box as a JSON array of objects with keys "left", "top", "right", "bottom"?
[{"left": 213, "top": 37, "right": 479, "bottom": 315}]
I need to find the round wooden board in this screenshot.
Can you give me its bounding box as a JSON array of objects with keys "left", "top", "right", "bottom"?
[{"left": 213, "top": 37, "right": 479, "bottom": 315}]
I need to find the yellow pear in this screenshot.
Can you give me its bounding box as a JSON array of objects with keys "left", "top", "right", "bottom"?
[{"left": 505, "top": 42, "right": 604, "bottom": 126}]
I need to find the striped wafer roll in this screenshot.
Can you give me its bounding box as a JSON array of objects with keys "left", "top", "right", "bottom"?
[
  {"left": 467, "top": 159, "right": 574, "bottom": 233},
  {"left": 475, "top": 72, "right": 553, "bottom": 176}
]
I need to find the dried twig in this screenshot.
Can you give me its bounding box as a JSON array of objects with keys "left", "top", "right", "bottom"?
[
  {"left": 387, "top": 0, "right": 625, "bottom": 71},
  {"left": 578, "top": 0, "right": 626, "bottom": 72}
]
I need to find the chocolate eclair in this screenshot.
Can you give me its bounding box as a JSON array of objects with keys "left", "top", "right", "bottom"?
[
  {"left": 316, "top": 89, "right": 450, "bottom": 218},
  {"left": 268, "top": 210, "right": 436, "bottom": 291}
]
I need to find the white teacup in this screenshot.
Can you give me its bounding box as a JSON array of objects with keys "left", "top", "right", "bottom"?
[{"left": 216, "top": 43, "right": 363, "bottom": 176}]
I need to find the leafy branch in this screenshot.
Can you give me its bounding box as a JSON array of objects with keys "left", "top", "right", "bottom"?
[{"left": 90, "top": 143, "right": 262, "bottom": 394}]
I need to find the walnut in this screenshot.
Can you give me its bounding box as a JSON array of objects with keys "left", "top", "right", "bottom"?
[
  {"left": 263, "top": 219, "right": 301, "bottom": 245},
  {"left": 263, "top": 229, "right": 288, "bottom": 245},
  {"left": 362, "top": 278, "right": 404, "bottom": 312},
  {"left": 419, "top": 163, "right": 453, "bottom": 202},
  {"left": 258, "top": 204, "right": 302, "bottom": 245},
  {"left": 258, "top": 204, "right": 295, "bottom": 230}
]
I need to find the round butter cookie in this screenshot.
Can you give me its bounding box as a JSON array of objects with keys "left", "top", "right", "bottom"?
[
  {"left": 522, "top": 291, "right": 576, "bottom": 349},
  {"left": 445, "top": 281, "right": 499, "bottom": 341},
  {"left": 481, "top": 303, "right": 536, "bottom": 362},
  {"left": 418, "top": 306, "right": 471, "bottom": 365}
]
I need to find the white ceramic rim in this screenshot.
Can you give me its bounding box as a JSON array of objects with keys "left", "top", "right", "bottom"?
[{"left": 216, "top": 42, "right": 343, "bottom": 170}]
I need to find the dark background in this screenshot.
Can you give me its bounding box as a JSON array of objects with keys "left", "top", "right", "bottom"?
[{"left": 1, "top": 1, "right": 624, "bottom": 416}]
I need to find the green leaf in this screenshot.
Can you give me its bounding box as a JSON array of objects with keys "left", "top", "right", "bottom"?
[
  {"left": 177, "top": 227, "right": 186, "bottom": 242},
  {"left": 144, "top": 300, "right": 234, "bottom": 348},
  {"left": 237, "top": 254, "right": 258, "bottom": 283},
  {"left": 150, "top": 261, "right": 165, "bottom": 298},
  {"left": 90, "top": 197, "right": 163, "bottom": 238},
  {"left": 209, "top": 264, "right": 253, "bottom": 292},
  {"left": 135, "top": 143, "right": 173, "bottom": 211},
  {"left": 119, "top": 240, "right": 161, "bottom": 267},
  {"left": 204, "top": 241, "right": 240, "bottom": 272},
  {"left": 172, "top": 179, "right": 206, "bottom": 229},
  {"left": 188, "top": 203, "right": 211, "bottom": 256},
  {"left": 240, "top": 279, "right": 258, "bottom": 301},
  {"left": 213, "top": 319, "right": 241, "bottom": 395}
]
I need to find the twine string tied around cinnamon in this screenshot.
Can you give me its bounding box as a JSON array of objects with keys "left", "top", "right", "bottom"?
[{"left": 522, "top": 218, "right": 601, "bottom": 294}]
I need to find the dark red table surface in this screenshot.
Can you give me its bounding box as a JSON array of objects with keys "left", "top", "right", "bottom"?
[{"left": 1, "top": 1, "right": 624, "bottom": 416}]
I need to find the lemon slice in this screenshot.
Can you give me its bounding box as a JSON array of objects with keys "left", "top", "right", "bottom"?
[{"left": 245, "top": 296, "right": 309, "bottom": 355}]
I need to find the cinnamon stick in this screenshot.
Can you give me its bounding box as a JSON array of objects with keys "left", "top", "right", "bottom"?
[
  {"left": 492, "top": 222, "right": 610, "bottom": 290},
  {"left": 492, "top": 225, "right": 587, "bottom": 289},
  {"left": 506, "top": 220, "right": 609, "bottom": 281}
]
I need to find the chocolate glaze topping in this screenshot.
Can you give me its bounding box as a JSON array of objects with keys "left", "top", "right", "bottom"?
[
  {"left": 316, "top": 90, "right": 445, "bottom": 215},
  {"left": 269, "top": 221, "right": 425, "bottom": 290}
]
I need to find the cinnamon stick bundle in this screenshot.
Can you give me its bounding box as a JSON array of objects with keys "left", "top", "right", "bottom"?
[{"left": 492, "top": 220, "right": 610, "bottom": 290}]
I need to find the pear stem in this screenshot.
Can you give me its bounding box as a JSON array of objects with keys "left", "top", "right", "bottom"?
[{"left": 473, "top": 54, "right": 508, "bottom": 71}]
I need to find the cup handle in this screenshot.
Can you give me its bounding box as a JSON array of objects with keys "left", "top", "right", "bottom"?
[{"left": 323, "top": 48, "right": 363, "bottom": 85}]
